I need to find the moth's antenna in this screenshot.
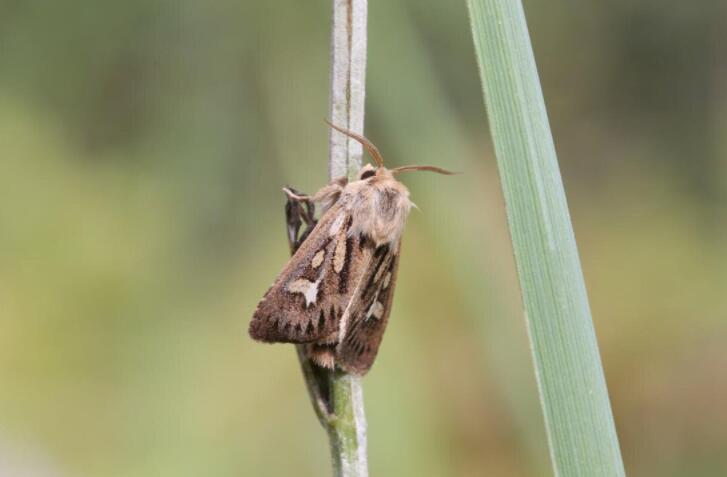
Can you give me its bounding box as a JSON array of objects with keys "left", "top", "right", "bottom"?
[
  {"left": 325, "top": 119, "right": 385, "bottom": 168},
  {"left": 390, "top": 165, "right": 459, "bottom": 175}
]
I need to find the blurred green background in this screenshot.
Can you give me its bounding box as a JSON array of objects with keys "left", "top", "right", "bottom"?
[{"left": 2, "top": 1, "right": 726, "bottom": 476}]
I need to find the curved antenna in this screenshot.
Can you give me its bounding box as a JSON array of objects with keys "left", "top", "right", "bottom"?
[
  {"left": 325, "top": 119, "right": 385, "bottom": 168},
  {"left": 391, "top": 165, "right": 459, "bottom": 175}
]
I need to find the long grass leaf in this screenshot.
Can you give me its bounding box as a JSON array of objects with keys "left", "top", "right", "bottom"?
[{"left": 466, "top": 1, "right": 627, "bottom": 475}]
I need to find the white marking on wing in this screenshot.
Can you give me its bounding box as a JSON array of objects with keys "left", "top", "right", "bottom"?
[
  {"left": 329, "top": 213, "right": 346, "bottom": 236},
  {"left": 368, "top": 301, "right": 384, "bottom": 320},
  {"left": 287, "top": 278, "right": 322, "bottom": 307}
]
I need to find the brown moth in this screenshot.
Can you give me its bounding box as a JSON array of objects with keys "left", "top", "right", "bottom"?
[{"left": 249, "top": 122, "right": 454, "bottom": 375}]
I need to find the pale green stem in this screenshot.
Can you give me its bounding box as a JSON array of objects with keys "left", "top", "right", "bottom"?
[{"left": 295, "top": 1, "right": 369, "bottom": 476}]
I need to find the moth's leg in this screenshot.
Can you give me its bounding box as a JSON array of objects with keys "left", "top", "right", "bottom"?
[
  {"left": 283, "top": 186, "right": 317, "bottom": 253},
  {"left": 283, "top": 177, "right": 347, "bottom": 249},
  {"left": 282, "top": 186, "right": 311, "bottom": 203},
  {"left": 310, "top": 177, "right": 347, "bottom": 215}
]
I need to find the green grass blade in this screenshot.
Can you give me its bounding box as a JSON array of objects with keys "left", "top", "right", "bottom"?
[{"left": 466, "top": 1, "right": 627, "bottom": 476}]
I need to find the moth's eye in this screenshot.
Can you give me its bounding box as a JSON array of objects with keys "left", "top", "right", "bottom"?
[{"left": 360, "top": 170, "right": 376, "bottom": 180}]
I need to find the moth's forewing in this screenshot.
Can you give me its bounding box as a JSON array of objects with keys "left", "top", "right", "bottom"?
[
  {"left": 302, "top": 234, "right": 378, "bottom": 369},
  {"left": 250, "top": 201, "right": 348, "bottom": 343},
  {"left": 250, "top": 200, "right": 377, "bottom": 345},
  {"left": 336, "top": 243, "right": 400, "bottom": 375}
]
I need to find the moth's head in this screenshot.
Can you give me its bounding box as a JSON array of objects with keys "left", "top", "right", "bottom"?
[
  {"left": 356, "top": 163, "right": 378, "bottom": 181},
  {"left": 326, "top": 120, "right": 457, "bottom": 247},
  {"left": 325, "top": 119, "right": 458, "bottom": 182}
]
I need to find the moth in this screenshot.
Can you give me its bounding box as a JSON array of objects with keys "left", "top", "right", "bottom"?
[{"left": 249, "top": 121, "right": 454, "bottom": 375}]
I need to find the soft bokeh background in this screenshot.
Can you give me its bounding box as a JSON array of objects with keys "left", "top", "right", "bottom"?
[{"left": 2, "top": 1, "right": 726, "bottom": 476}]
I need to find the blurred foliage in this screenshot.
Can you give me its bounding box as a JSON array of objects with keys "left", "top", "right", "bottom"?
[{"left": 0, "top": 1, "right": 726, "bottom": 476}]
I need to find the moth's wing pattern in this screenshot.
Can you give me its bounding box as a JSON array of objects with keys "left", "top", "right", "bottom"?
[
  {"left": 336, "top": 241, "right": 400, "bottom": 374},
  {"left": 250, "top": 200, "right": 364, "bottom": 344}
]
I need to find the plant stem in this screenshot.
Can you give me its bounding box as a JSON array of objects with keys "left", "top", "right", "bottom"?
[
  {"left": 325, "top": 371, "right": 368, "bottom": 477},
  {"left": 466, "top": 1, "right": 626, "bottom": 476},
  {"left": 295, "top": 1, "right": 369, "bottom": 476},
  {"left": 328, "top": 0, "right": 367, "bottom": 179}
]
